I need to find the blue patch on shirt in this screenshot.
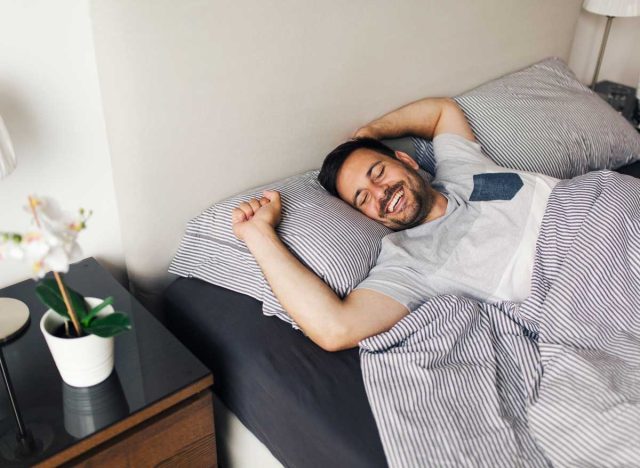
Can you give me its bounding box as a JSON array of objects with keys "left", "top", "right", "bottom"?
[{"left": 469, "top": 173, "right": 523, "bottom": 201}]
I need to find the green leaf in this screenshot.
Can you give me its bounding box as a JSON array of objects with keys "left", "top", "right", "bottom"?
[
  {"left": 64, "top": 284, "right": 88, "bottom": 322},
  {"left": 36, "top": 278, "right": 89, "bottom": 322},
  {"left": 85, "top": 313, "right": 131, "bottom": 338},
  {"left": 0, "top": 232, "right": 22, "bottom": 243},
  {"left": 35, "top": 280, "right": 69, "bottom": 318},
  {"left": 81, "top": 297, "right": 114, "bottom": 327}
]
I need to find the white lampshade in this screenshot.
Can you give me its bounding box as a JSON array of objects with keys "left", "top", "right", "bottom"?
[
  {"left": 0, "top": 114, "right": 17, "bottom": 179},
  {"left": 583, "top": 0, "right": 640, "bottom": 17}
]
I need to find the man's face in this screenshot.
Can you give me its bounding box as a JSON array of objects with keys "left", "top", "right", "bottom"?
[{"left": 335, "top": 148, "right": 433, "bottom": 230}]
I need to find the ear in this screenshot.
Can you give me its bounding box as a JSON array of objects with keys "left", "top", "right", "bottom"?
[{"left": 394, "top": 150, "right": 419, "bottom": 170}]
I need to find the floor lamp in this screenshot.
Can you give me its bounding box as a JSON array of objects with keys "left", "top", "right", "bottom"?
[{"left": 583, "top": 0, "right": 640, "bottom": 88}]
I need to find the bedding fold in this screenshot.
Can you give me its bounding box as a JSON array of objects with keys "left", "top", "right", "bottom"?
[{"left": 359, "top": 170, "right": 640, "bottom": 468}]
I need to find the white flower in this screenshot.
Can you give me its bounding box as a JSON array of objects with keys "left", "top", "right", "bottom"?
[{"left": 1, "top": 196, "right": 90, "bottom": 278}]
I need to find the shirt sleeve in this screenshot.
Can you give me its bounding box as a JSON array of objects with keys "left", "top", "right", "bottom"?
[
  {"left": 356, "top": 237, "right": 435, "bottom": 311},
  {"left": 355, "top": 274, "right": 423, "bottom": 312},
  {"left": 433, "top": 133, "right": 497, "bottom": 169}
]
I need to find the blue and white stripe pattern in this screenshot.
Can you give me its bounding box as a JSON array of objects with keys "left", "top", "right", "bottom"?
[
  {"left": 412, "top": 57, "right": 640, "bottom": 180},
  {"left": 360, "top": 171, "right": 640, "bottom": 467},
  {"left": 169, "top": 170, "right": 390, "bottom": 327}
]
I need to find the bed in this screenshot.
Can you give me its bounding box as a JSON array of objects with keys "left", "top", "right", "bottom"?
[
  {"left": 162, "top": 55, "right": 640, "bottom": 466},
  {"left": 87, "top": 1, "right": 640, "bottom": 466},
  {"left": 162, "top": 158, "right": 640, "bottom": 467},
  {"left": 163, "top": 170, "right": 640, "bottom": 468}
]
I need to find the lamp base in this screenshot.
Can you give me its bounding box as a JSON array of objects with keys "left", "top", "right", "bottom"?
[
  {"left": 0, "top": 298, "right": 30, "bottom": 344},
  {"left": 0, "top": 422, "right": 54, "bottom": 463},
  {"left": 0, "top": 297, "right": 42, "bottom": 464}
]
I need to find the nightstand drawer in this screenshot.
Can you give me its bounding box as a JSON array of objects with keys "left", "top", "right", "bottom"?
[{"left": 70, "top": 390, "right": 216, "bottom": 467}]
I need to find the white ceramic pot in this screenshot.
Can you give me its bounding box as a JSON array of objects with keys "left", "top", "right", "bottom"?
[{"left": 40, "top": 297, "right": 115, "bottom": 388}]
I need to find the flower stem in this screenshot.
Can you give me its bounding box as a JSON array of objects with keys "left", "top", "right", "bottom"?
[
  {"left": 27, "top": 196, "right": 83, "bottom": 337},
  {"left": 27, "top": 196, "right": 41, "bottom": 227},
  {"left": 53, "top": 271, "right": 82, "bottom": 337}
]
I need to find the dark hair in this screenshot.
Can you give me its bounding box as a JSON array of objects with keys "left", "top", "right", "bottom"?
[{"left": 318, "top": 138, "right": 396, "bottom": 197}]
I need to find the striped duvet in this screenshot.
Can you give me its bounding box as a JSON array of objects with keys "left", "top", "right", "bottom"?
[{"left": 359, "top": 170, "right": 640, "bottom": 468}]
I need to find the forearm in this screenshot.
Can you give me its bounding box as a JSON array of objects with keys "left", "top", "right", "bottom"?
[
  {"left": 360, "top": 97, "right": 458, "bottom": 140},
  {"left": 241, "top": 222, "right": 346, "bottom": 348}
]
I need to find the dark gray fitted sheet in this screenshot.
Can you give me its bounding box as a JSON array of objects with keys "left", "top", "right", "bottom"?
[{"left": 163, "top": 277, "right": 387, "bottom": 468}]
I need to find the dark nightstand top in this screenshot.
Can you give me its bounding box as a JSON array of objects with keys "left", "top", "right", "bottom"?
[
  {"left": 593, "top": 80, "right": 640, "bottom": 131},
  {"left": 0, "top": 258, "right": 212, "bottom": 466}
]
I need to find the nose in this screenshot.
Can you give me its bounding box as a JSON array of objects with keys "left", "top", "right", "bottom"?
[{"left": 371, "top": 182, "right": 389, "bottom": 206}]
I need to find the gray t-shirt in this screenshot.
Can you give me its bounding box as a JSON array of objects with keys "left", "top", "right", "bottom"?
[{"left": 356, "top": 133, "right": 559, "bottom": 311}]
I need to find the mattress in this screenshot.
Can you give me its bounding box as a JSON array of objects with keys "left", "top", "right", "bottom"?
[{"left": 163, "top": 277, "right": 387, "bottom": 468}]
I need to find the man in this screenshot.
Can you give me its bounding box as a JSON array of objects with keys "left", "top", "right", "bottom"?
[{"left": 231, "top": 98, "right": 558, "bottom": 351}]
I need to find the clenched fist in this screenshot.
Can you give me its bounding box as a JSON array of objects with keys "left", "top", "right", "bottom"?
[
  {"left": 353, "top": 125, "right": 377, "bottom": 139},
  {"left": 231, "top": 190, "right": 282, "bottom": 241},
  {"left": 353, "top": 121, "right": 391, "bottom": 140}
]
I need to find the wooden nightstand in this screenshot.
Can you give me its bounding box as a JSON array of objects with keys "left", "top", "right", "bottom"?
[{"left": 0, "top": 258, "right": 217, "bottom": 467}]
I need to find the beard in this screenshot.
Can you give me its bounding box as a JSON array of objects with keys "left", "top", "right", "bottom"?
[{"left": 379, "top": 169, "right": 434, "bottom": 230}]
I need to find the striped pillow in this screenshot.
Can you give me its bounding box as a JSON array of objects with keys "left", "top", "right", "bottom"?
[
  {"left": 169, "top": 170, "right": 391, "bottom": 328},
  {"left": 412, "top": 57, "right": 640, "bottom": 179}
]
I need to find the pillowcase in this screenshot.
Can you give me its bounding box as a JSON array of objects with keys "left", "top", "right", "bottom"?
[
  {"left": 169, "top": 170, "right": 391, "bottom": 328},
  {"left": 411, "top": 57, "right": 640, "bottom": 179}
]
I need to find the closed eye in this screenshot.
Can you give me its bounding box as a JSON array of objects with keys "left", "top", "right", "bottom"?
[
  {"left": 357, "top": 192, "right": 369, "bottom": 207},
  {"left": 353, "top": 161, "right": 384, "bottom": 208}
]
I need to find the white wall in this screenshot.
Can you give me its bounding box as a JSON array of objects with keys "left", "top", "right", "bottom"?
[
  {"left": 569, "top": 9, "right": 640, "bottom": 87},
  {"left": 0, "top": 0, "right": 126, "bottom": 288}
]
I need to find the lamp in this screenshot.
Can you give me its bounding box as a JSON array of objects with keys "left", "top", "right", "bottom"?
[
  {"left": 0, "top": 113, "right": 39, "bottom": 459},
  {"left": 0, "top": 114, "right": 16, "bottom": 179},
  {"left": 583, "top": 0, "right": 640, "bottom": 88},
  {"left": 0, "top": 113, "right": 27, "bottom": 334},
  {"left": 0, "top": 113, "right": 26, "bottom": 330}
]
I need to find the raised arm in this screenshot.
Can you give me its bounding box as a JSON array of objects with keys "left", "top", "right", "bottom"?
[
  {"left": 354, "top": 97, "right": 475, "bottom": 142},
  {"left": 232, "top": 191, "right": 408, "bottom": 351}
]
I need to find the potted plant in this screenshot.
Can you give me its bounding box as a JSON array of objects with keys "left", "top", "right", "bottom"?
[{"left": 0, "top": 195, "right": 131, "bottom": 387}]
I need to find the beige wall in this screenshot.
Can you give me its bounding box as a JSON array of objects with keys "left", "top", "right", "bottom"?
[
  {"left": 569, "top": 9, "right": 640, "bottom": 87},
  {"left": 90, "top": 0, "right": 582, "bottom": 302},
  {"left": 0, "top": 0, "right": 125, "bottom": 288},
  {"left": 7, "top": 1, "right": 629, "bottom": 296}
]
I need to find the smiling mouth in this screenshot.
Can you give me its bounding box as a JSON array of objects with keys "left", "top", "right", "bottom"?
[{"left": 386, "top": 188, "right": 405, "bottom": 214}]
